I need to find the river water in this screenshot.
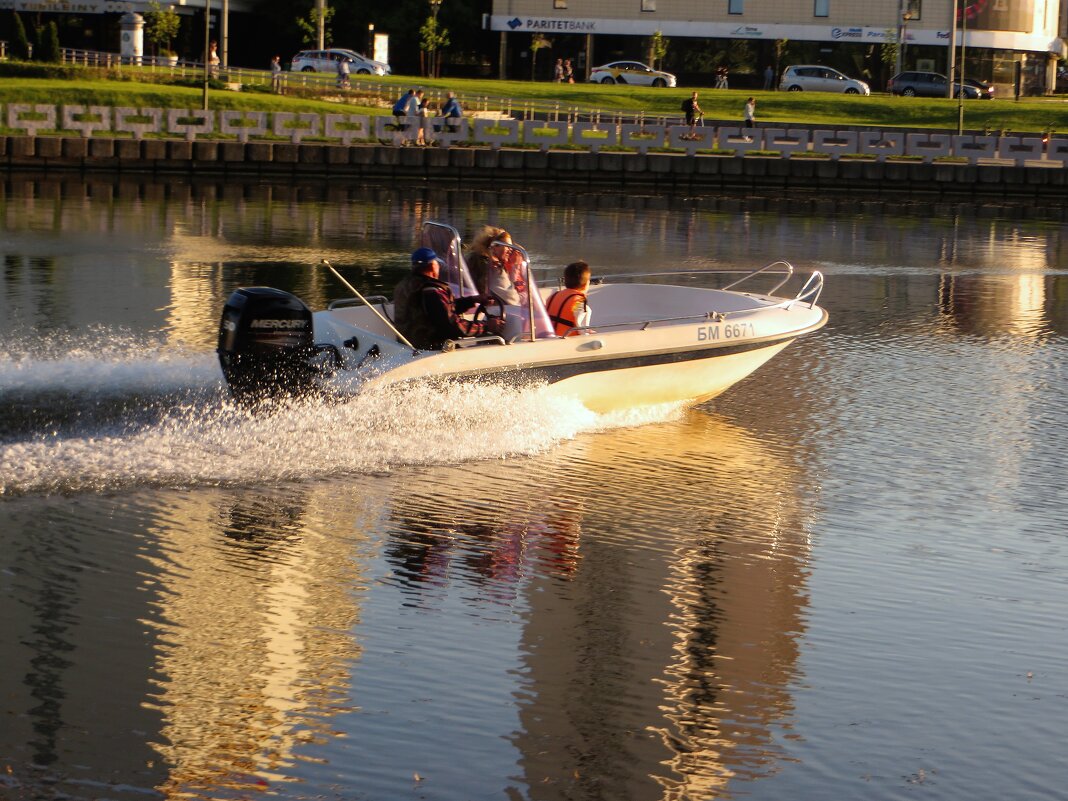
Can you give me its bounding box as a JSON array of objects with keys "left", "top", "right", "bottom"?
[{"left": 0, "top": 175, "right": 1065, "bottom": 801}]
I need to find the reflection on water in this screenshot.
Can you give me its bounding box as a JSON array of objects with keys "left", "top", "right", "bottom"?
[
  {"left": 143, "top": 486, "right": 367, "bottom": 798},
  {"left": 1, "top": 175, "right": 1067, "bottom": 801},
  {"left": 939, "top": 273, "right": 1060, "bottom": 338},
  {"left": 503, "top": 417, "right": 808, "bottom": 800},
  {"left": 0, "top": 411, "right": 813, "bottom": 800}
]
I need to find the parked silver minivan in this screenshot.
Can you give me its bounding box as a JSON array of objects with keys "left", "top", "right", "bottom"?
[
  {"left": 780, "top": 65, "right": 870, "bottom": 95},
  {"left": 290, "top": 48, "right": 390, "bottom": 76}
]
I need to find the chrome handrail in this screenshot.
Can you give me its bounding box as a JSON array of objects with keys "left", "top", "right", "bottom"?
[
  {"left": 721, "top": 260, "right": 794, "bottom": 295},
  {"left": 328, "top": 294, "right": 391, "bottom": 311},
  {"left": 593, "top": 262, "right": 795, "bottom": 297},
  {"left": 787, "top": 270, "right": 824, "bottom": 309},
  {"left": 442, "top": 334, "right": 507, "bottom": 350}
]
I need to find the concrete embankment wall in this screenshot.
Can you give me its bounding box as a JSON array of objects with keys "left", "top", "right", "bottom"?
[{"left": 3, "top": 135, "right": 1067, "bottom": 201}]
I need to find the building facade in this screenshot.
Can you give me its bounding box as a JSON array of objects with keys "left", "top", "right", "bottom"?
[{"left": 489, "top": 0, "right": 1066, "bottom": 92}]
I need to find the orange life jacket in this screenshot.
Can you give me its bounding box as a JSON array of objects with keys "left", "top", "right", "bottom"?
[{"left": 545, "top": 288, "right": 587, "bottom": 337}]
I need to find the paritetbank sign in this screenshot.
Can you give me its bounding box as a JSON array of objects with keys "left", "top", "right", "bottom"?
[{"left": 500, "top": 16, "right": 600, "bottom": 33}]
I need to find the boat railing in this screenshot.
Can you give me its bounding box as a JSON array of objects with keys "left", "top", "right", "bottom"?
[
  {"left": 788, "top": 271, "right": 824, "bottom": 309},
  {"left": 721, "top": 260, "right": 795, "bottom": 295},
  {"left": 442, "top": 334, "right": 508, "bottom": 350},
  {"left": 328, "top": 295, "right": 392, "bottom": 315},
  {"left": 592, "top": 261, "right": 821, "bottom": 308},
  {"left": 593, "top": 261, "right": 796, "bottom": 297}
]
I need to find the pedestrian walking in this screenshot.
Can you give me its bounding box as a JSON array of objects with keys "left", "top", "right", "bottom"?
[
  {"left": 743, "top": 96, "right": 756, "bottom": 141},
  {"left": 336, "top": 56, "right": 350, "bottom": 89},
  {"left": 763, "top": 64, "right": 774, "bottom": 90},
  {"left": 564, "top": 59, "right": 574, "bottom": 84},
  {"left": 270, "top": 55, "right": 284, "bottom": 94},
  {"left": 553, "top": 59, "right": 564, "bottom": 83}
]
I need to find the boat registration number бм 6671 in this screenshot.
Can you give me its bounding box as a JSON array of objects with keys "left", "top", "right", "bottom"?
[{"left": 696, "top": 322, "right": 755, "bottom": 342}]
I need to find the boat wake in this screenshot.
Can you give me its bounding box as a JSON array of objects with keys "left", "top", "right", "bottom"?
[{"left": 0, "top": 333, "right": 685, "bottom": 498}]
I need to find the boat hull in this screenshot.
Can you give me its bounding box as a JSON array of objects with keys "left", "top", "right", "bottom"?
[{"left": 541, "top": 338, "right": 794, "bottom": 413}]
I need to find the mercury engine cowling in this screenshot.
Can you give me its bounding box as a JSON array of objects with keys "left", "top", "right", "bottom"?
[{"left": 217, "top": 287, "right": 339, "bottom": 402}]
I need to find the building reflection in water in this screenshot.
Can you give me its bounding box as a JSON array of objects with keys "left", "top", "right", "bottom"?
[
  {"left": 380, "top": 413, "right": 811, "bottom": 799},
  {"left": 134, "top": 485, "right": 370, "bottom": 797},
  {"left": 939, "top": 273, "right": 1066, "bottom": 339}
]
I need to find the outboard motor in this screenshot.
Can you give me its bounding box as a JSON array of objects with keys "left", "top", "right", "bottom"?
[{"left": 217, "top": 287, "right": 338, "bottom": 402}]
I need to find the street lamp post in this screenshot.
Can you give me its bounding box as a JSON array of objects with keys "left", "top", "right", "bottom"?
[
  {"left": 202, "top": 0, "right": 210, "bottom": 110},
  {"left": 957, "top": 0, "right": 968, "bottom": 133},
  {"left": 947, "top": 0, "right": 958, "bottom": 98},
  {"left": 897, "top": 10, "right": 913, "bottom": 74},
  {"left": 429, "top": 0, "right": 442, "bottom": 78}
]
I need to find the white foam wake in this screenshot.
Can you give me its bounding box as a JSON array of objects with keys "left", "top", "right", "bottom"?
[
  {"left": 0, "top": 329, "right": 221, "bottom": 395},
  {"left": 0, "top": 374, "right": 686, "bottom": 498}
]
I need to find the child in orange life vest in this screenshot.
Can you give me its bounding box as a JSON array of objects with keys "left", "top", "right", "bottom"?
[{"left": 546, "top": 260, "right": 592, "bottom": 337}]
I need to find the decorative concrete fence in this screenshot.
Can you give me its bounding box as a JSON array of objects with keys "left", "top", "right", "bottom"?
[{"left": 2, "top": 103, "right": 1067, "bottom": 168}]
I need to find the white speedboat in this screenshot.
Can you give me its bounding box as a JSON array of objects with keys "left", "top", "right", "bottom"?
[{"left": 217, "top": 222, "right": 827, "bottom": 412}]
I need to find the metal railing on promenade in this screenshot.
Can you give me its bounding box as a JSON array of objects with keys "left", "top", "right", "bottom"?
[{"left": 56, "top": 47, "right": 678, "bottom": 128}]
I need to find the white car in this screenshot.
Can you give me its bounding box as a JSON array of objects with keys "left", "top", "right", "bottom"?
[
  {"left": 291, "top": 48, "right": 390, "bottom": 76},
  {"left": 590, "top": 61, "right": 676, "bottom": 88},
  {"left": 780, "top": 65, "right": 870, "bottom": 95}
]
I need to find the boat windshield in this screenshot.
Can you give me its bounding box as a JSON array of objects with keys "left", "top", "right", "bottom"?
[
  {"left": 420, "top": 222, "right": 477, "bottom": 298},
  {"left": 492, "top": 241, "right": 555, "bottom": 340},
  {"left": 421, "top": 222, "right": 555, "bottom": 340}
]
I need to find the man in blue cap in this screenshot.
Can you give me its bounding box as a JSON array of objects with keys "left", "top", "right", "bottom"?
[{"left": 393, "top": 247, "right": 503, "bottom": 349}]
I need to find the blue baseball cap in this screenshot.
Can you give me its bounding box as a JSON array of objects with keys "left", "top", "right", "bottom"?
[{"left": 411, "top": 247, "right": 440, "bottom": 267}]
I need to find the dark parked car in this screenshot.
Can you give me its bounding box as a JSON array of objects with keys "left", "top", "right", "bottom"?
[
  {"left": 962, "top": 77, "right": 995, "bottom": 99},
  {"left": 887, "top": 71, "right": 980, "bottom": 99}
]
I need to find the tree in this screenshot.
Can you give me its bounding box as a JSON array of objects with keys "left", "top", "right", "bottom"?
[
  {"left": 648, "top": 30, "right": 669, "bottom": 71},
  {"left": 880, "top": 33, "right": 899, "bottom": 74},
  {"left": 37, "top": 21, "right": 61, "bottom": 63},
  {"left": 530, "top": 34, "right": 551, "bottom": 81},
  {"left": 145, "top": 1, "right": 181, "bottom": 56},
  {"left": 419, "top": 15, "right": 450, "bottom": 77},
  {"left": 774, "top": 38, "right": 788, "bottom": 75},
  {"left": 12, "top": 12, "right": 32, "bottom": 60},
  {"left": 296, "top": 5, "right": 334, "bottom": 47}
]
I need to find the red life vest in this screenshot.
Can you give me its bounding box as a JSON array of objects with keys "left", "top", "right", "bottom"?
[{"left": 545, "top": 288, "right": 587, "bottom": 337}]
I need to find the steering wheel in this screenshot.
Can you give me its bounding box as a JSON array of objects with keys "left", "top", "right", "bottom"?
[{"left": 466, "top": 293, "right": 505, "bottom": 335}]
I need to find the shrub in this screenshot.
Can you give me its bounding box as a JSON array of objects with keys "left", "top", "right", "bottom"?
[
  {"left": 170, "top": 76, "right": 228, "bottom": 90},
  {"left": 0, "top": 62, "right": 79, "bottom": 79}
]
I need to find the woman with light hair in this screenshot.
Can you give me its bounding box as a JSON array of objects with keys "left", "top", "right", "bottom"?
[{"left": 465, "top": 225, "right": 524, "bottom": 306}]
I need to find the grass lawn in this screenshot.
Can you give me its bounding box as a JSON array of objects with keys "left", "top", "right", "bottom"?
[
  {"left": 0, "top": 77, "right": 383, "bottom": 116},
  {"left": 2, "top": 67, "right": 1068, "bottom": 134}
]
